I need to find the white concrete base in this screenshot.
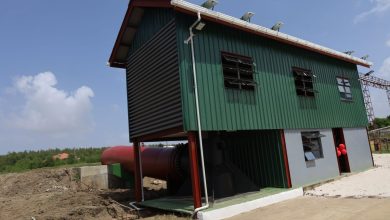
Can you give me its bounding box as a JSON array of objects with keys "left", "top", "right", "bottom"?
[
  {"left": 75, "top": 165, "right": 108, "bottom": 189},
  {"left": 197, "top": 187, "right": 303, "bottom": 220}
]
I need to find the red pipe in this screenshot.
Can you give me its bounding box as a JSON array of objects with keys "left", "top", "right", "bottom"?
[{"left": 101, "top": 145, "right": 178, "bottom": 180}]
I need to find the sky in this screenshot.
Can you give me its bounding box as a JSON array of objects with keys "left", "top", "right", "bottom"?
[{"left": 0, "top": 0, "right": 389, "bottom": 155}]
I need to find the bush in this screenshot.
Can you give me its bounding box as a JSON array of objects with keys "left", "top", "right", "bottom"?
[{"left": 0, "top": 147, "right": 107, "bottom": 173}]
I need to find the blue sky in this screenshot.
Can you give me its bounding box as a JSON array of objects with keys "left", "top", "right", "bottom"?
[{"left": 0, "top": 0, "right": 389, "bottom": 154}]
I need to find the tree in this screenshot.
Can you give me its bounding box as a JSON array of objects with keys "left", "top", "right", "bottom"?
[{"left": 370, "top": 115, "right": 390, "bottom": 130}]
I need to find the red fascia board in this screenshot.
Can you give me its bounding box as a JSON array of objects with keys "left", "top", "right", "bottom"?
[
  {"left": 173, "top": 7, "right": 370, "bottom": 68},
  {"left": 130, "top": 126, "right": 183, "bottom": 142},
  {"left": 133, "top": 0, "right": 171, "bottom": 8},
  {"left": 110, "top": 62, "right": 126, "bottom": 68},
  {"left": 280, "top": 130, "right": 292, "bottom": 188},
  {"left": 109, "top": 2, "right": 134, "bottom": 68},
  {"left": 110, "top": 1, "right": 369, "bottom": 69}
]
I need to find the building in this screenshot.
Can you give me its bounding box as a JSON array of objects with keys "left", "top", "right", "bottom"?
[
  {"left": 52, "top": 152, "right": 69, "bottom": 160},
  {"left": 108, "top": 0, "right": 374, "bottom": 210}
]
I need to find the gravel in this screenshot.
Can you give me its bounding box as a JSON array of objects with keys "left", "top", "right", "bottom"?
[{"left": 305, "top": 154, "right": 390, "bottom": 198}]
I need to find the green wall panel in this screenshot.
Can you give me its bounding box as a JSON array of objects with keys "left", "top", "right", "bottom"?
[
  {"left": 176, "top": 13, "right": 368, "bottom": 131},
  {"left": 223, "top": 130, "right": 288, "bottom": 188}
]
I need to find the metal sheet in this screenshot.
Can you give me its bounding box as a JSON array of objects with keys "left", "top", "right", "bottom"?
[
  {"left": 128, "top": 8, "right": 175, "bottom": 56},
  {"left": 223, "top": 130, "right": 289, "bottom": 188},
  {"left": 343, "top": 127, "right": 373, "bottom": 172},
  {"left": 176, "top": 13, "right": 368, "bottom": 132},
  {"left": 126, "top": 16, "right": 182, "bottom": 139}
]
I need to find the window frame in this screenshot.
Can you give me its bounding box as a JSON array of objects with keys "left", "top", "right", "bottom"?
[
  {"left": 336, "top": 76, "right": 353, "bottom": 101},
  {"left": 221, "top": 51, "right": 256, "bottom": 91},
  {"left": 292, "top": 67, "right": 317, "bottom": 97},
  {"left": 301, "top": 131, "right": 325, "bottom": 161}
]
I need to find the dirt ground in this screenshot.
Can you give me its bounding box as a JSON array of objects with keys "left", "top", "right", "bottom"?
[
  {"left": 228, "top": 154, "right": 390, "bottom": 220},
  {"left": 0, "top": 167, "right": 188, "bottom": 220},
  {"left": 3, "top": 154, "right": 389, "bottom": 220}
]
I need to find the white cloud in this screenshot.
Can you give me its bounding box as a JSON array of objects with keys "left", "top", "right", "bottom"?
[
  {"left": 379, "top": 57, "right": 390, "bottom": 79},
  {"left": 7, "top": 71, "right": 95, "bottom": 136},
  {"left": 355, "top": 0, "right": 390, "bottom": 23},
  {"left": 386, "top": 38, "right": 390, "bottom": 47}
]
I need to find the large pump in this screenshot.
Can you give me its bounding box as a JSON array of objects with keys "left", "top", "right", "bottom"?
[{"left": 101, "top": 141, "right": 258, "bottom": 198}]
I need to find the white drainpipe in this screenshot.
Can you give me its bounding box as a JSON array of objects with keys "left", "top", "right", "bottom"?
[{"left": 184, "top": 11, "right": 210, "bottom": 215}]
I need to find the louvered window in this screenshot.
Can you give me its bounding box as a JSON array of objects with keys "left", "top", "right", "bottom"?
[
  {"left": 293, "top": 67, "right": 317, "bottom": 97},
  {"left": 221, "top": 52, "right": 255, "bottom": 91}
]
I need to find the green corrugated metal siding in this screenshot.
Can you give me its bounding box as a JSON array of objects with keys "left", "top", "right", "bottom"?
[
  {"left": 175, "top": 13, "right": 368, "bottom": 131},
  {"left": 126, "top": 9, "right": 182, "bottom": 140},
  {"left": 128, "top": 8, "right": 175, "bottom": 56},
  {"left": 127, "top": 20, "right": 182, "bottom": 139},
  {"left": 223, "top": 130, "right": 288, "bottom": 188}
]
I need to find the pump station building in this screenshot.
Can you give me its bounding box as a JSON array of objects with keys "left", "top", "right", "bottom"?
[{"left": 108, "top": 0, "right": 374, "bottom": 212}]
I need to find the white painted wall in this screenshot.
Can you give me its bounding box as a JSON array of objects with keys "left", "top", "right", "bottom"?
[
  {"left": 284, "top": 129, "right": 339, "bottom": 187},
  {"left": 343, "top": 127, "right": 373, "bottom": 172}
]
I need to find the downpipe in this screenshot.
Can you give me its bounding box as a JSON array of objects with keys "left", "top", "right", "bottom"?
[{"left": 184, "top": 11, "right": 210, "bottom": 216}]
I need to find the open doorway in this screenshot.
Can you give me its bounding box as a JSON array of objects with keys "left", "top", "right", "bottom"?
[{"left": 332, "top": 128, "right": 350, "bottom": 173}]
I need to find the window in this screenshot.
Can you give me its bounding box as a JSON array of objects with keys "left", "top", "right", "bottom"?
[
  {"left": 336, "top": 77, "right": 352, "bottom": 101},
  {"left": 221, "top": 52, "right": 255, "bottom": 90},
  {"left": 293, "top": 67, "right": 317, "bottom": 97},
  {"left": 301, "top": 131, "right": 324, "bottom": 161}
]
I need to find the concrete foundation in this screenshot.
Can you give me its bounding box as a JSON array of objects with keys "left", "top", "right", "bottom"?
[
  {"left": 75, "top": 165, "right": 109, "bottom": 189},
  {"left": 197, "top": 187, "right": 303, "bottom": 220}
]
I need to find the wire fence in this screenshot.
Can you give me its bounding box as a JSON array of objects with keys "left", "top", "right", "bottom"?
[{"left": 369, "top": 126, "right": 390, "bottom": 153}]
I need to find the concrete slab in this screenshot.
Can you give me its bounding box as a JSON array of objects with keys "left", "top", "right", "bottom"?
[
  {"left": 139, "top": 188, "right": 287, "bottom": 215},
  {"left": 226, "top": 197, "right": 390, "bottom": 220},
  {"left": 197, "top": 187, "right": 303, "bottom": 220}
]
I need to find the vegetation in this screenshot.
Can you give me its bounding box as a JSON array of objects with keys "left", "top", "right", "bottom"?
[
  {"left": 369, "top": 116, "right": 390, "bottom": 130},
  {"left": 0, "top": 147, "right": 106, "bottom": 174}
]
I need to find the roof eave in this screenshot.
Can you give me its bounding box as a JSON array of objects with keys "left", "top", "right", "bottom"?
[
  {"left": 109, "top": 62, "right": 126, "bottom": 68},
  {"left": 108, "top": 0, "right": 172, "bottom": 69},
  {"left": 170, "top": 0, "right": 372, "bottom": 68},
  {"left": 109, "top": 0, "right": 373, "bottom": 69}
]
